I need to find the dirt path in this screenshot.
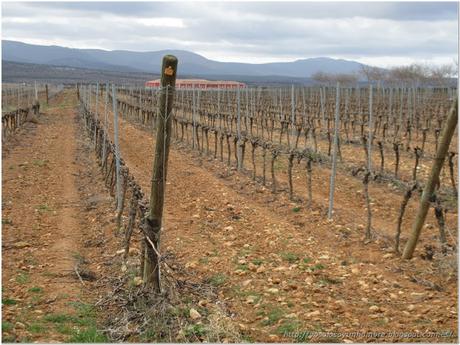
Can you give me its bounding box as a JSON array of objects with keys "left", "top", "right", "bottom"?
[
  {"left": 104, "top": 113, "right": 457, "bottom": 342},
  {"left": 2, "top": 91, "right": 111, "bottom": 342}
]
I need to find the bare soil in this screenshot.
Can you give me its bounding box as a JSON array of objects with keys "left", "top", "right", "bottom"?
[
  {"left": 2, "top": 90, "right": 457, "bottom": 343},
  {"left": 103, "top": 103, "right": 458, "bottom": 342},
  {"left": 2, "top": 91, "right": 116, "bottom": 342}
]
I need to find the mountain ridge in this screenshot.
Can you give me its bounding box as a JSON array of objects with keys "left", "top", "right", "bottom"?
[{"left": 2, "top": 40, "right": 367, "bottom": 79}]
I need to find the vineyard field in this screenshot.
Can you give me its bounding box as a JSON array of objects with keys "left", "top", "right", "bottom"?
[{"left": 1, "top": 84, "right": 458, "bottom": 343}]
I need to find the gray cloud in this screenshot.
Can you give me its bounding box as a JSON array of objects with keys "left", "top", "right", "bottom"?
[{"left": 2, "top": 1, "right": 458, "bottom": 67}]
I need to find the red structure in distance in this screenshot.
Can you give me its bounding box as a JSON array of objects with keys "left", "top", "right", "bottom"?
[{"left": 145, "top": 78, "right": 246, "bottom": 89}]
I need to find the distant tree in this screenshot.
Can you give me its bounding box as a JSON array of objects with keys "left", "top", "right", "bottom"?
[
  {"left": 312, "top": 71, "right": 333, "bottom": 85},
  {"left": 360, "top": 65, "right": 387, "bottom": 86},
  {"left": 387, "top": 64, "right": 429, "bottom": 87},
  {"left": 385, "top": 63, "right": 457, "bottom": 88},
  {"left": 312, "top": 71, "right": 358, "bottom": 86},
  {"left": 335, "top": 73, "right": 359, "bottom": 86},
  {"left": 428, "top": 64, "right": 455, "bottom": 87}
]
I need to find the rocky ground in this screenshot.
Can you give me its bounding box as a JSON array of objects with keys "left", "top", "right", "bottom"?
[{"left": 2, "top": 90, "right": 457, "bottom": 343}]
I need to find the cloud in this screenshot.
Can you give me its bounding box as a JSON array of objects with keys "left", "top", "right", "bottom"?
[{"left": 1, "top": 1, "right": 458, "bottom": 67}]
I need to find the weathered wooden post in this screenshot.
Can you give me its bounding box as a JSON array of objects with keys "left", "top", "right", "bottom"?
[
  {"left": 32, "top": 82, "right": 40, "bottom": 117},
  {"left": 327, "top": 82, "right": 340, "bottom": 219},
  {"left": 368, "top": 85, "right": 373, "bottom": 172},
  {"left": 402, "top": 98, "right": 458, "bottom": 259},
  {"left": 143, "top": 55, "right": 178, "bottom": 291},
  {"left": 237, "top": 85, "right": 242, "bottom": 170},
  {"left": 112, "top": 84, "right": 122, "bottom": 212},
  {"left": 45, "top": 84, "right": 49, "bottom": 105}
]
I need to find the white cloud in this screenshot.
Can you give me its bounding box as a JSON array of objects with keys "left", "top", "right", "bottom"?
[
  {"left": 1, "top": 1, "right": 458, "bottom": 67},
  {"left": 135, "top": 17, "right": 186, "bottom": 28}
]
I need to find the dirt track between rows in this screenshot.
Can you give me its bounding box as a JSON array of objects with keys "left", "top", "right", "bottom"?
[{"left": 2, "top": 91, "right": 116, "bottom": 342}]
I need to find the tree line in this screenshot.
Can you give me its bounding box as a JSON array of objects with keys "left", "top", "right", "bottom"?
[{"left": 312, "top": 62, "right": 458, "bottom": 88}]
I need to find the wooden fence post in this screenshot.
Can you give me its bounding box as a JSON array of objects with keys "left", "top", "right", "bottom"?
[
  {"left": 368, "top": 85, "right": 373, "bottom": 172},
  {"left": 327, "top": 82, "right": 340, "bottom": 219},
  {"left": 143, "top": 55, "right": 178, "bottom": 291}
]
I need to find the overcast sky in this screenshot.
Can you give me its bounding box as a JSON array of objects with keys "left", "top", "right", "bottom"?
[{"left": 1, "top": 1, "right": 458, "bottom": 67}]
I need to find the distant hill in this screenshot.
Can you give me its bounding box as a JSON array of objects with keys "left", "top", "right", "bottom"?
[
  {"left": 2, "top": 40, "right": 366, "bottom": 79},
  {"left": 2, "top": 60, "right": 320, "bottom": 86},
  {"left": 1, "top": 60, "right": 159, "bottom": 85}
]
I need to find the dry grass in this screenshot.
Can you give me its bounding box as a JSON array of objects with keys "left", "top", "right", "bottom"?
[{"left": 97, "top": 252, "right": 243, "bottom": 343}]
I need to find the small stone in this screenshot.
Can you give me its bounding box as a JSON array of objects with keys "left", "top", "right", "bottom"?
[
  {"left": 335, "top": 299, "right": 346, "bottom": 306},
  {"left": 383, "top": 253, "right": 393, "bottom": 259},
  {"left": 274, "top": 266, "right": 288, "bottom": 271},
  {"left": 133, "top": 277, "right": 143, "bottom": 286},
  {"left": 256, "top": 265, "right": 266, "bottom": 273},
  {"left": 242, "top": 279, "right": 252, "bottom": 287},
  {"left": 185, "top": 262, "right": 197, "bottom": 269},
  {"left": 14, "top": 241, "right": 31, "bottom": 249},
  {"left": 129, "top": 247, "right": 140, "bottom": 256},
  {"left": 407, "top": 304, "right": 415, "bottom": 311},
  {"left": 224, "top": 226, "right": 234, "bottom": 231},
  {"left": 410, "top": 292, "right": 424, "bottom": 297},
  {"left": 306, "top": 310, "right": 320, "bottom": 317},
  {"left": 15, "top": 322, "right": 26, "bottom": 329},
  {"left": 246, "top": 296, "right": 257, "bottom": 304},
  {"left": 189, "top": 308, "right": 201, "bottom": 320},
  {"left": 267, "top": 288, "right": 279, "bottom": 294},
  {"left": 351, "top": 267, "right": 359, "bottom": 274},
  {"left": 288, "top": 283, "right": 299, "bottom": 290},
  {"left": 243, "top": 244, "right": 250, "bottom": 248},
  {"left": 369, "top": 305, "right": 380, "bottom": 312},
  {"left": 248, "top": 263, "right": 257, "bottom": 272}
]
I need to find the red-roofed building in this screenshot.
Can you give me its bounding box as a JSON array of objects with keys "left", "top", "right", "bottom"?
[{"left": 145, "top": 79, "right": 246, "bottom": 89}]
